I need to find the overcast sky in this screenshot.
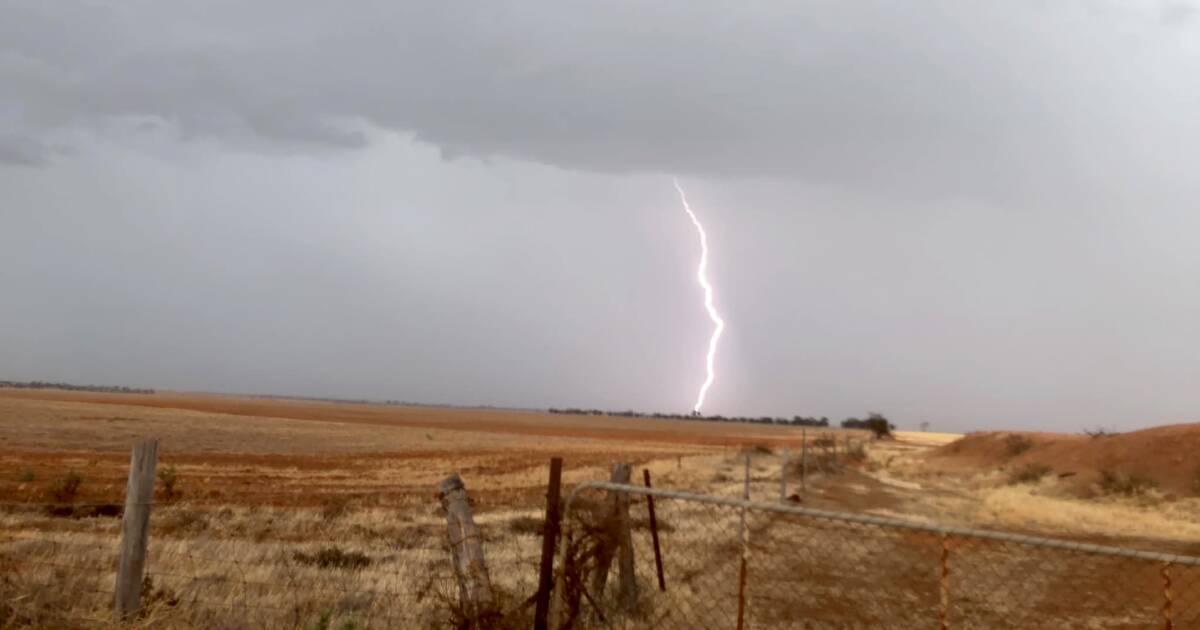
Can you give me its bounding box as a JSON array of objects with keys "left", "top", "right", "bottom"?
[{"left": 3, "top": 1, "right": 1199, "bottom": 431}]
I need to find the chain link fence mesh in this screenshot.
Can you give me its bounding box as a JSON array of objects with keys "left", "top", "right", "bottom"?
[{"left": 560, "top": 482, "right": 1200, "bottom": 629}]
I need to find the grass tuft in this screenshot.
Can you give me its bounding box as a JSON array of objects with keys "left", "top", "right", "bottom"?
[
  {"left": 1008, "top": 463, "right": 1052, "bottom": 485},
  {"left": 1097, "top": 470, "right": 1158, "bottom": 497},
  {"left": 48, "top": 471, "right": 82, "bottom": 503},
  {"left": 293, "top": 546, "right": 371, "bottom": 571}
]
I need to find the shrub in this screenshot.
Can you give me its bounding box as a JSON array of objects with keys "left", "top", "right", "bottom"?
[
  {"left": 159, "top": 508, "right": 208, "bottom": 535},
  {"left": 1194, "top": 468, "right": 1200, "bottom": 497},
  {"left": 1008, "top": 463, "right": 1053, "bottom": 485},
  {"left": 18, "top": 470, "right": 35, "bottom": 482},
  {"left": 49, "top": 471, "right": 83, "bottom": 503},
  {"left": 293, "top": 546, "right": 371, "bottom": 571},
  {"left": 1004, "top": 434, "right": 1033, "bottom": 456},
  {"left": 844, "top": 442, "right": 867, "bottom": 463},
  {"left": 507, "top": 515, "right": 544, "bottom": 536},
  {"left": 747, "top": 444, "right": 774, "bottom": 455},
  {"left": 1098, "top": 470, "right": 1158, "bottom": 497},
  {"left": 157, "top": 465, "right": 180, "bottom": 502}
]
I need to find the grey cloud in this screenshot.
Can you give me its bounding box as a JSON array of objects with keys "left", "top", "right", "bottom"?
[
  {"left": 1162, "top": 1, "right": 1197, "bottom": 24},
  {"left": 0, "top": 133, "right": 48, "bottom": 166},
  {"left": 2, "top": 1, "right": 1198, "bottom": 203}
]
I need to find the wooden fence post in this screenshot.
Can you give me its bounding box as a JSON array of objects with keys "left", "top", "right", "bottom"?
[
  {"left": 114, "top": 438, "right": 158, "bottom": 621},
  {"left": 534, "top": 458, "right": 563, "bottom": 630},
  {"left": 736, "top": 453, "right": 750, "bottom": 630},
  {"left": 801, "top": 428, "right": 807, "bottom": 492},
  {"left": 591, "top": 463, "right": 636, "bottom": 611},
  {"left": 643, "top": 469, "right": 666, "bottom": 592},
  {"left": 779, "top": 447, "right": 789, "bottom": 502},
  {"left": 437, "top": 474, "right": 494, "bottom": 624}
]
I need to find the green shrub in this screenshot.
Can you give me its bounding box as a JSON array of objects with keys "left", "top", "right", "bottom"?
[
  {"left": 18, "top": 470, "right": 35, "bottom": 482},
  {"left": 1008, "top": 463, "right": 1052, "bottom": 485},
  {"left": 49, "top": 471, "right": 83, "bottom": 503},
  {"left": 1098, "top": 470, "right": 1158, "bottom": 497},
  {"left": 1004, "top": 434, "right": 1033, "bottom": 456}
]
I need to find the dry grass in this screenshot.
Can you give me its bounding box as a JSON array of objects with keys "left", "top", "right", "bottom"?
[{"left": 2, "top": 390, "right": 1197, "bottom": 627}]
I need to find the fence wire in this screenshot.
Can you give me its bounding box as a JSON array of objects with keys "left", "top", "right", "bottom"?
[{"left": 560, "top": 482, "right": 1200, "bottom": 630}]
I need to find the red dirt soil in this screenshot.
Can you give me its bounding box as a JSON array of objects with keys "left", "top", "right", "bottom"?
[
  {"left": 929, "top": 424, "right": 1200, "bottom": 496},
  {"left": 0, "top": 389, "right": 816, "bottom": 450}
]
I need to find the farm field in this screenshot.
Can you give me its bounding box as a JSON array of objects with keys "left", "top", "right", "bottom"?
[{"left": 2, "top": 389, "right": 1198, "bottom": 628}]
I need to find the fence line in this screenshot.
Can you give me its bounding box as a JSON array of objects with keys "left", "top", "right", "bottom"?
[
  {"left": 567, "top": 481, "right": 1200, "bottom": 567},
  {"left": 560, "top": 480, "right": 1200, "bottom": 629},
  {"left": 6, "top": 446, "right": 1200, "bottom": 628}
]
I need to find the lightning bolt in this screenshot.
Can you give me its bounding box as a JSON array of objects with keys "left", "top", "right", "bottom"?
[{"left": 673, "top": 178, "right": 725, "bottom": 414}]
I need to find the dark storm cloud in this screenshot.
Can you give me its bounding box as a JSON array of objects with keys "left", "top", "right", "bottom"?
[{"left": 3, "top": 1, "right": 1198, "bottom": 202}]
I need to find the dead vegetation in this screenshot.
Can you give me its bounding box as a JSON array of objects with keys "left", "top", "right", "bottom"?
[
  {"left": 1008, "top": 463, "right": 1053, "bottom": 485},
  {"left": 1004, "top": 434, "right": 1033, "bottom": 456},
  {"left": 1097, "top": 470, "right": 1159, "bottom": 497}
]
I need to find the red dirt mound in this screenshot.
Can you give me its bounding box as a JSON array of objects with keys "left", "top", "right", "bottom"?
[{"left": 929, "top": 424, "right": 1200, "bottom": 497}]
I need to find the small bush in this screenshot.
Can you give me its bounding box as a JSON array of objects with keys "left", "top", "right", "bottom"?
[
  {"left": 293, "top": 546, "right": 371, "bottom": 571},
  {"left": 157, "top": 465, "right": 180, "bottom": 502},
  {"left": 1008, "top": 463, "right": 1053, "bottom": 485},
  {"left": 1083, "top": 427, "right": 1116, "bottom": 438},
  {"left": 1193, "top": 468, "right": 1200, "bottom": 497},
  {"left": 18, "top": 470, "right": 35, "bottom": 482},
  {"left": 507, "top": 515, "right": 544, "bottom": 536},
  {"left": 1004, "top": 434, "right": 1033, "bottom": 456},
  {"left": 48, "top": 471, "right": 83, "bottom": 503},
  {"left": 159, "top": 508, "right": 208, "bottom": 535},
  {"left": 747, "top": 444, "right": 774, "bottom": 455},
  {"left": 1098, "top": 470, "right": 1158, "bottom": 497},
  {"left": 844, "top": 442, "right": 867, "bottom": 463}
]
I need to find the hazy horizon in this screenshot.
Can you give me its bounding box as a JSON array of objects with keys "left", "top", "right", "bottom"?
[{"left": 3, "top": 2, "right": 1199, "bottom": 433}]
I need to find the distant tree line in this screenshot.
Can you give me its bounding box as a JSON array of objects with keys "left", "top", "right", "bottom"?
[
  {"left": 548, "top": 407, "right": 898, "bottom": 433},
  {"left": 0, "top": 380, "right": 155, "bottom": 395},
  {"left": 840, "top": 412, "right": 895, "bottom": 438}
]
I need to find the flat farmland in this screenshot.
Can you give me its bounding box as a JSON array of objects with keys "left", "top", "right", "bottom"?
[
  {"left": 0, "top": 389, "right": 817, "bottom": 510},
  {"left": 0, "top": 388, "right": 850, "bottom": 628}
]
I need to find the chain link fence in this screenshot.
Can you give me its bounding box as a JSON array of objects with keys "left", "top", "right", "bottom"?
[{"left": 559, "top": 482, "right": 1200, "bottom": 629}]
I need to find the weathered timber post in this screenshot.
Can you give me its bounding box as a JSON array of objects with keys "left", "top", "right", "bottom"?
[
  {"left": 591, "top": 463, "right": 636, "bottom": 611},
  {"left": 736, "top": 453, "right": 750, "bottom": 630},
  {"left": 114, "top": 438, "right": 158, "bottom": 621},
  {"left": 437, "top": 474, "right": 495, "bottom": 624},
  {"left": 643, "top": 469, "right": 666, "bottom": 592},
  {"left": 801, "top": 428, "right": 807, "bottom": 492},
  {"left": 534, "top": 458, "right": 564, "bottom": 630},
  {"left": 779, "top": 446, "right": 789, "bottom": 502}
]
